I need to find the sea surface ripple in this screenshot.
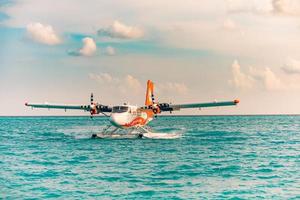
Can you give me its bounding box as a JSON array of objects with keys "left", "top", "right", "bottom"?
[{"left": 0, "top": 116, "right": 299, "bottom": 199}]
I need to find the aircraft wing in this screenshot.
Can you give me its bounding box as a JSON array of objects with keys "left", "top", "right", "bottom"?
[
  {"left": 158, "top": 100, "right": 239, "bottom": 112},
  {"left": 25, "top": 102, "right": 112, "bottom": 113}
]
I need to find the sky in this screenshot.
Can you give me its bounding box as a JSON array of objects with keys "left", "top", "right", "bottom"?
[{"left": 1, "top": 0, "right": 300, "bottom": 115}]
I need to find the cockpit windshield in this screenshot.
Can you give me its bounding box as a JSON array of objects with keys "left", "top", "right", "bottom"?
[{"left": 112, "top": 106, "right": 129, "bottom": 113}]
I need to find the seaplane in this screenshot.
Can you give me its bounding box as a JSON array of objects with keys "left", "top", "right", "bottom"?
[{"left": 25, "top": 80, "right": 239, "bottom": 139}]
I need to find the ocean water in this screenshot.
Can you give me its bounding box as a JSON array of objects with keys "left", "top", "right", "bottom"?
[{"left": 0, "top": 116, "right": 299, "bottom": 199}]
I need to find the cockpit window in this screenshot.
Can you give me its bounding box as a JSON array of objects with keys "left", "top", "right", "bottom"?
[{"left": 112, "top": 106, "right": 129, "bottom": 113}]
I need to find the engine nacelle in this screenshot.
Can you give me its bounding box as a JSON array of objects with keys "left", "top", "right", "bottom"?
[{"left": 90, "top": 104, "right": 97, "bottom": 115}]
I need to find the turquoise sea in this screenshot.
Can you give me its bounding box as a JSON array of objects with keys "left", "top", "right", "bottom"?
[{"left": 0, "top": 116, "right": 299, "bottom": 199}]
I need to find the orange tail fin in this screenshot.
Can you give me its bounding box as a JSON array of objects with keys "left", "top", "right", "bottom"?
[{"left": 145, "top": 80, "right": 154, "bottom": 106}]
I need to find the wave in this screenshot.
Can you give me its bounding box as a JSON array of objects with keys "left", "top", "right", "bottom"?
[
  {"left": 143, "top": 132, "right": 182, "bottom": 139},
  {"left": 57, "top": 125, "right": 106, "bottom": 139}
]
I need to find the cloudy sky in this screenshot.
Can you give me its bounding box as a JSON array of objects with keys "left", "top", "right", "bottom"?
[{"left": 1, "top": 0, "right": 300, "bottom": 115}]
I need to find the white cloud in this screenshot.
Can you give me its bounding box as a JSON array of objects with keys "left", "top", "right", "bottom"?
[
  {"left": 226, "top": 0, "right": 273, "bottom": 14},
  {"left": 157, "top": 82, "right": 188, "bottom": 95},
  {"left": 78, "top": 37, "right": 97, "bottom": 56},
  {"left": 227, "top": 0, "right": 300, "bottom": 16},
  {"left": 89, "top": 73, "right": 142, "bottom": 94},
  {"left": 272, "top": 0, "right": 300, "bottom": 15},
  {"left": 26, "top": 22, "right": 61, "bottom": 45},
  {"left": 229, "top": 60, "right": 255, "bottom": 89},
  {"left": 281, "top": 58, "right": 300, "bottom": 74},
  {"left": 5, "top": 1, "right": 300, "bottom": 61},
  {"left": 263, "top": 67, "right": 283, "bottom": 90},
  {"left": 124, "top": 75, "right": 142, "bottom": 91},
  {"left": 105, "top": 46, "right": 116, "bottom": 56},
  {"left": 98, "top": 20, "right": 144, "bottom": 39},
  {"left": 89, "top": 73, "right": 114, "bottom": 83},
  {"left": 223, "top": 18, "right": 237, "bottom": 30},
  {"left": 89, "top": 73, "right": 188, "bottom": 98},
  {"left": 249, "top": 67, "right": 283, "bottom": 90},
  {"left": 229, "top": 60, "right": 284, "bottom": 91}
]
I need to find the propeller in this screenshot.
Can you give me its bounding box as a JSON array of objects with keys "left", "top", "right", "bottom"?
[
  {"left": 149, "top": 92, "right": 160, "bottom": 118},
  {"left": 90, "top": 93, "right": 97, "bottom": 118},
  {"left": 88, "top": 93, "right": 110, "bottom": 118},
  {"left": 152, "top": 104, "right": 160, "bottom": 118}
]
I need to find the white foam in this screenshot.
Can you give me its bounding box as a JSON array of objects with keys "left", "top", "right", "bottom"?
[
  {"left": 93, "top": 132, "right": 182, "bottom": 139},
  {"left": 58, "top": 125, "right": 104, "bottom": 139},
  {"left": 143, "top": 132, "right": 182, "bottom": 139},
  {"left": 59, "top": 126, "right": 183, "bottom": 140}
]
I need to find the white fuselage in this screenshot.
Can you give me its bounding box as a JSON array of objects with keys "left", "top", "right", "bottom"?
[{"left": 109, "top": 105, "right": 153, "bottom": 128}]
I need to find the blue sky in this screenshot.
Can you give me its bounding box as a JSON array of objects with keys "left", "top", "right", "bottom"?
[{"left": 1, "top": 0, "right": 300, "bottom": 115}]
